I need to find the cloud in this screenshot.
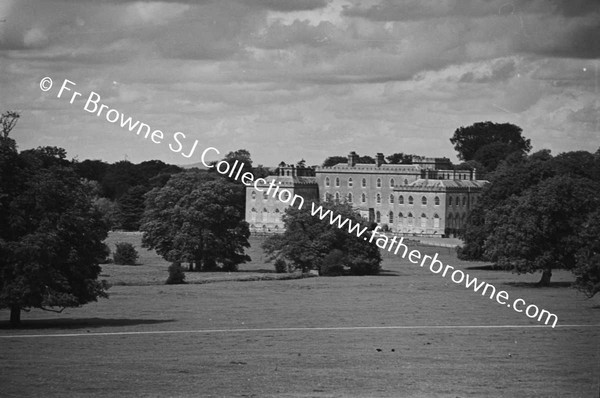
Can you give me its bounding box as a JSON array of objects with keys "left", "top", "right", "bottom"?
[{"left": 0, "top": 0, "right": 596, "bottom": 166}]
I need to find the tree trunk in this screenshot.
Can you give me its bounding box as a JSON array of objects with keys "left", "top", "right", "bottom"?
[
  {"left": 188, "top": 262, "right": 194, "bottom": 272},
  {"left": 538, "top": 268, "right": 552, "bottom": 287},
  {"left": 10, "top": 305, "right": 21, "bottom": 326}
]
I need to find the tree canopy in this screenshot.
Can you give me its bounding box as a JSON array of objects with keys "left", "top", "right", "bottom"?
[
  {"left": 0, "top": 111, "right": 110, "bottom": 325},
  {"left": 140, "top": 170, "right": 250, "bottom": 271},
  {"left": 262, "top": 202, "right": 381, "bottom": 275},
  {"left": 450, "top": 122, "right": 532, "bottom": 172},
  {"left": 459, "top": 149, "right": 600, "bottom": 288}
]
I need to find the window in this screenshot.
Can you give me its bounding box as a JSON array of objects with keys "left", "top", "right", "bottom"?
[
  {"left": 335, "top": 177, "right": 340, "bottom": 187},
  {"left": 335, "top": 192, "right": 340, "bottom": 201},
  {"left": 361, "top": 193, "right": 366, "bottom": 203},
  {"left": 263, "top": 208, "right": 268, "bottom": 213},
  {"left": 449, "top": 197, "right": 453, "bottom": 206},
  {"left": 421, "top": 213, "right": 427, "bottom": 228},
  {"left": 390, "top": 178, "right": 395, "bottom": 187},
  {"left": 398, "top": 212, "right": 404, "bottom": 224},
  {"left": 433, "top": 214, "right": 440, "bottom": 228},
  {"left": 348, "top": 192, "right": 353, "bottom": 203},
  {"left": 422, "top": 196, "right": 427, "bottom": 205},
  {"left": 399, "top": 195, "right": 404, "bottom": 204},
  {"left": 389, "top": 194, "right": 394, "bottom": 204},
  {"left": 376, "top": 193, "right": 381, "bottom": 204},
  {"left": 376, "top": 178, "right": 382, "bottom": 188},
  {"left": 434, "top": 196, "right": 440, "bottom": 206},
  {"left": 348, "top": 178, "right": 353, "bottom": 187},
  {"left": 407, "top": 212, "right": 414, "bottom": 225},
  {"left": 404, "top": 178, "right": 408, "bottom": 185},
  {"left": 324, "top": 193, "right": 331, "bottom": 202},
  {"left": 463, "top": 197, "right": 467, "bottom": 206},
  {"left": 263, "top": 191, "right": 268, "bottom": 200},
  {"left": 281, "top": 191, "right": 289, "bottom": 201},
  {"left": 362, "top": 178, "right": 367, "bottom": 188},
  {"left": 376, "top": 211, "right": 381, "bottom": 223},
  {"left": 251, "top": 208, "right": 257, "bottom": 212},
  {"left": 325, "top": 177, "right": 330, "bottom": 187},
  {"left": 389, "top": 211, "right": 394, "bottom": 224},
  {"left": 251, "top": 191, "right": 256, "bottom": 200},
  {"left": 408, "top": 196, "right": 414, "bottom": 205}
]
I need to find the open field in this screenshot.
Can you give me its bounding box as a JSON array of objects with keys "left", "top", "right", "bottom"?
[{"left": 1, "top": 233, "right": 599, "bottom": 397}]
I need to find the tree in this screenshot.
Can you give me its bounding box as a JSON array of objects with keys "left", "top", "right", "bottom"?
[
  {"left": 386, "top": 153, "right": 415, "bottom": 164},
  {"left": 140, "top": 170, "right": 250, "bottom": 271},
  {"left": 482, "top": 176, "right": 600, "bottom": 285},
  {"left": 101, "top": 160, "right": 141, "bottom": 200},
  {"left": 113, "top": 242, "right": 139, "bottom": 265},
  {"left": 573, "top": 210, "right": 600, "bottom": 297},
  {"left": 262, "top": 202, "right": 381, "bottom": 275},
  {"left": 458, "top": 150, "right": 556, "bottom": 261},
  {"left": 115, "top": 185, "right": 148, "bottom": 231},
  {"left": 322, "top": 156, "right": 347, "bottom": 167},
  {"left": 0, "top": 115, "right": 109, "bottom": 325},
  {"left": 450, "top": 122, "right": 532, "bottom": 170}
]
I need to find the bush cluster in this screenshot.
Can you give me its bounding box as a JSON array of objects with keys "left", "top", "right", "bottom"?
[
  {"left": 113, "top": 242, "right": 139, "bottom": 265},
  {"left": 166, "top": 262, "right": 186, "bottom": 284}
]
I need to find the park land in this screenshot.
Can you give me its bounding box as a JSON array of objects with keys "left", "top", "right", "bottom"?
[{"left": 1, "top": 232, "right": 598, "bottom": 397}]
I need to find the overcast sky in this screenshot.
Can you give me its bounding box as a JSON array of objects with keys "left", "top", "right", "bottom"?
[{"left": 0, "top": 0, "right": 598, "bottom": 166}]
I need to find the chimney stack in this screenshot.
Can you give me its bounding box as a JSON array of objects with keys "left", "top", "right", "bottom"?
[{"left": 348, "top": 151, "right": 358, "bottom": 167}]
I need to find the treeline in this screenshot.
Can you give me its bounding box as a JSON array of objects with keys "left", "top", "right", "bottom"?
[{"left": 72, "top": 159, "right": 184, "bottom": 231}]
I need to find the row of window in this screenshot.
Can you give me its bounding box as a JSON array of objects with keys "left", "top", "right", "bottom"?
[
  {"left": 324, "top": 177, "right": 410, "bottom": 188},
  {"left": 325, "top": 193, "right": 470, "bottom": 206},
  {"left": 251, "top": 191, "right": 290, "bottom": 200},
  {"left": 374, "top": 211, "right": 466, "bottom": 227}
]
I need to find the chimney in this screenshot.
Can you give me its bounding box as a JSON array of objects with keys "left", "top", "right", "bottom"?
[
  {"left": 348, "top": 151, "right": 358, "bottom": 167},
  {"left": 376, "top": 153, "right": 385, "bottom": 167}
]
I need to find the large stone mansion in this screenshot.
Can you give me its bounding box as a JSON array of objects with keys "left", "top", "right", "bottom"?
[{"left": 245, "top": 151, "right": 488, "bottom": 237}]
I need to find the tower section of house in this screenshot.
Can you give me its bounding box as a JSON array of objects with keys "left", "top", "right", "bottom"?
[{"left": 245, "top": 163, "right": 319, "bottom": 233}]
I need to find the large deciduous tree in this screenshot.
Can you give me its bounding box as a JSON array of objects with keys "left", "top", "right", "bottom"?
[
  {"left": 482, "top": 176, "right": 600, "bottom": 286},
  {"left": 459, "top": 149, "right": 600, "bottom": 286},
  {"left": 450, "top": 122, "right": 531, "bottom": 172},
  {"left": 263, "top": 202, "right": 381, "bottom": 275},
  {"left": 573, "top": 210, "right": 600, "bottom": 297},
  {"left": 0, "top": 112, "right": 110, "bottom": 325},
  {"left": 140, "top": 170, "right": 250, "bottom": 271}
]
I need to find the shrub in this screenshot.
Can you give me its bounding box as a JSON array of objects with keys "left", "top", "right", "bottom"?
[
  {"left": 113, "top": 242, "right": 139, "bottom": 265},
  {"left": 320, "top": 249, "right": 346, "bottom": 276},
  {"left": 274, "top": 258, "right": 289, "bottom": 273},
  {"left": 166, "top": 262, "right": 186, "bottom": 284},
  {"left": 348, "top": 254, "right": 381, "bottom": 275}
]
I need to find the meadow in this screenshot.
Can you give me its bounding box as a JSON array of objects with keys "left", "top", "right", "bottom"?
[{"left": 0, "top": 232, "right": 598, "bottom": 397}]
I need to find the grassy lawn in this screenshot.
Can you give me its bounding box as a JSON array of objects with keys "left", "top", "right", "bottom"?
[{"left": 0, "top": 232, "right": 598, "bottom": 397}]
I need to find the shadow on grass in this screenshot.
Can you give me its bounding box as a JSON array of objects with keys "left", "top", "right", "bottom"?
[
  {"left": 0, "top": 317, "right": 175, "bottom": 330},
  {"left": 377, "top": 270, "right": 400, "bottom": 277},
  {"left": 503, "top": 281, "right": 573, "bottom": 288},
  {"left": 465, "top": 264, "right": 503, "bottom": 271}
]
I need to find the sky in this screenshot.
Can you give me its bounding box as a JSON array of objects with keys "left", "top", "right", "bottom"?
[{"left": 0, "top": 0, "right": 598, "bottom": 167}]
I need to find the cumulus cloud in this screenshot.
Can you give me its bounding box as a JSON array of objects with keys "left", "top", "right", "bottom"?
[{"left": 0, "top": 0, "right": 596, "bottom": 165}]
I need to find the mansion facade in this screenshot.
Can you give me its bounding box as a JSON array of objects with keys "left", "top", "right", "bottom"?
[{"left": 245, "top": 151, "right": 488, "bottom": 237}]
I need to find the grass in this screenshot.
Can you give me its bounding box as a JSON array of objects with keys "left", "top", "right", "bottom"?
[{"left": 0, "top": 232, "right": 598, "bottom": 397}]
